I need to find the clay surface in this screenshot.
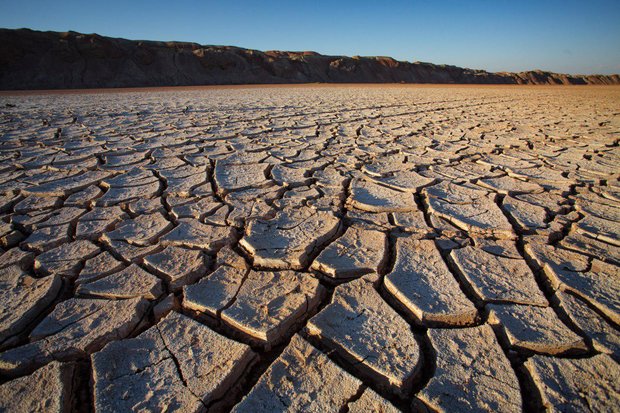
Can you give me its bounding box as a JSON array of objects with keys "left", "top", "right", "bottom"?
[{"left": 0, "top": 85, "right": 618, "bottom": 412}]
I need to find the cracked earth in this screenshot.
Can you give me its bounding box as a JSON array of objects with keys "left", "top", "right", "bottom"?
[{"left": 0, "top": 85, "right": 618, "bottom": 412}]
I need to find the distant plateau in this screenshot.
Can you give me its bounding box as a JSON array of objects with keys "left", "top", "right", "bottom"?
[{"left": 1, "top": 28, "right": 619, "bottom": 90}]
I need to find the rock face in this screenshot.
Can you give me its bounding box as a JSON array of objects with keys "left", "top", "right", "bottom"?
[{"left": 1, "top": 28, "right": 618, "bottom": 90}]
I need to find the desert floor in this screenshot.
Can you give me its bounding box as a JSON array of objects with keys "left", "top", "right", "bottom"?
[{"left": 0, "top": 85, "right": 618, "bottom": 412}]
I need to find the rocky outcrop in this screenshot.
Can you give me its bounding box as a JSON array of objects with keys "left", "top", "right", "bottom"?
[{"left": 1, "top": 28, "right": 618, "bottom": 90}]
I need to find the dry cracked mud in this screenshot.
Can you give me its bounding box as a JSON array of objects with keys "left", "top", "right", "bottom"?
[{"left": 0, "top": 85, "right": 619, "bottom": 412}]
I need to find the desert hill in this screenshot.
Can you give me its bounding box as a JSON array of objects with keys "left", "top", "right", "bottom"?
[{"left": 1, "top": 28, "right": 618, "bottom": 90}]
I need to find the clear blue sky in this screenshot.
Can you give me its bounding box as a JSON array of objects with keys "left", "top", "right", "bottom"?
[{"left": 1, "top": 0, "right": 619, "bottom": 74}]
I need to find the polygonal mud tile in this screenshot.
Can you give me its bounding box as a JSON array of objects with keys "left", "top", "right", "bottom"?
[
  {"left": 214, "top": 162, "right": 271, "bottom": 195},
  {"left": 385, "top": 237, "right": 478, "bottom": 327},
  {"left": 76, "top": 206, "right": 127, "bottom": 240},
  {"left": 92, "top": 311, "right": 256, "bottom": 413},
  {"left": 306, "top": 277, "right": 423, "bottom": 396},
  {"left": 369, "top": 170, "right": 436, "bottom": 193},
  {"left": 102, "top": 212, "right": 172, "bottom": 246},
  {"left": 0, "top": 265, "right": 61, "bottom": 344},
  {"left": 76, "top": 251, "right": 124, "bottom": 285},
  {"left": 0, "top": 361, "right": 74, "bottom": 413},
  {"left": 232, "top": 335, "right": 361, "bottom": 412},
  {"left": 0, "top": 297, "right": 148, "bottom": 376},
  {"left": 77, "top": 264, "right": 162, "bottom": 300},
  {"left": 450, "top": 245, "right": 548, "bottom": 306},
  {"left": 526, "top": 242, "right": 620, "bottom": 323},
  {"left": 525, "top": 354, "right": 619, "bottom": 412},
  {"left": 240, "top": 207, "right": 340, "bottom": 270},
  {"left": 161, "top": 219, "right": 235, "bottom": 251},
  {"left": 347, "top": 178, "right": 417, "bottom": 213},
  {"left": 222, "top": 270, "right": 324, "bottom": 345},
  {"left": 310, "top": 225, "right": 387, "bottom": 280},
  {"left": 419, "top": 324, "right": 522, "bottom": 412},
  {"left": 144, "top": 246, "right": 207, "bottom": 291},
  {"left": 487, "top": 304, "right": 587, "bottom": 355},
  {"left": 34, "top": 240, "right": 100, "bottom": 278},
  {"left": 346, "top": 387, "right": 399, "bottom": 413},
  {"left": 555, "top": 291, "right": 620, "bottom": 359},
  {"left": 423, "top": 181, "right": 515, "bottom": 239},
  {"left": 183, "top": 265, "right": 247, "bottom": 318}
]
